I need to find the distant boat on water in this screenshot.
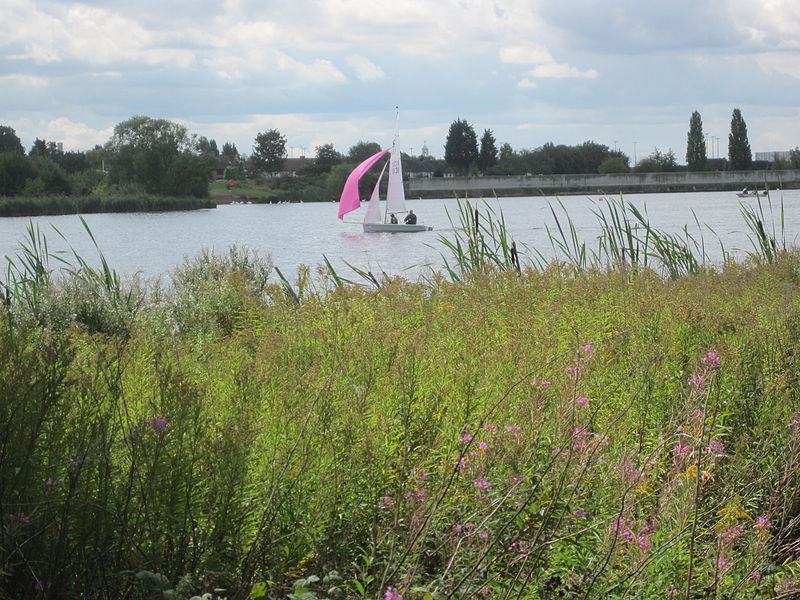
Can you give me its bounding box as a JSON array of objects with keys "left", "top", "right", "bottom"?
[{"left": 338, "top": 111, "right": 432, "bottom": 233}]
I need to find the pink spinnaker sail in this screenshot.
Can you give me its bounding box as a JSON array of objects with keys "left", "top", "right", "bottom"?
[{"left": 338, "top": 149, "right": 389, "bottom": 219}]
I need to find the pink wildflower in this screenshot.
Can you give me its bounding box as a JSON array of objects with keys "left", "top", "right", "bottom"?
[
  {"left": 572, "top": 426, "right": 592, "bottom": 451},
  {"left": 789, "top": 419, "right": 800, "bottom": 429},
  {"left": 665, "top": 587, "right": 680, "bottom": 596},
  {"left": 460, "top": 433, "right": 473, "bottom": 443},
  {"left": 380, "top": 496, "right": 394, "bottom": 507},
  {"left": 384, "top": 586, "right": 403, "bottom": 600},
  {"left": 690, "top": 373, "right": 708, "bottom": 388},
  {"left": 583, "top": 343, "right": 593, "bottom": 357},
  {"left": 618, "top": 462, "right": 640, "bottom": 481},
  {"left": 572, "top": 508, "right": 588, "bottom": 518},
  {"left": 474, "top": 478, "right": 491, "bottom": 490},
  {"left": 673, "top": 442, "right": 691, "bottom": 455},
  {"left": 540, "top": 380, "right": 551, "bottom": 387},
  {"left": 717, "top": 556, "right": 731, "bottom": 570},
  {"left": 148, "top": 417, "right": 168, "bottom": 432},
  {"left": 749, "top": 571, "right": 764, "bottom": 582},
  {"left": 478, "top": 441, "right": 488, "bottom": 450},
  {"left": 754, "top": 515, "right": 770, "bottom": 531},
  {"left": 719, "top": 524, "right": 744, "bottom": 539},
  {"left": 703, "top": 351, "right": 721, "bottom": 369},
  {"left": 506, "top": 425, "right": 521, "bottom": 432},
  {"left": 575, "top": 396, "right": 590, "bottom": 408},
  {"left": 479, "top": 530, "right": 489, "bottom": 539},
  {"left": 708, "top": 438, "right": 725, "bottom": 453}
]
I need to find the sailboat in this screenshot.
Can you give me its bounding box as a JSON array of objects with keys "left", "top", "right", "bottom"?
[{"left": 338, "top": 113, "right": 432, "bottom": 233}]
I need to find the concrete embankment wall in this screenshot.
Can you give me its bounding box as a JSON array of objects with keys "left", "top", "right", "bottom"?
[{"left": 407, "top": 169, "right": 800, "bottom": 198}]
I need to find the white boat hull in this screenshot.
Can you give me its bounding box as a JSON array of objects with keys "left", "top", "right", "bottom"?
[{"left": 363, "top": 223, "right": 432, "bottom": 233}]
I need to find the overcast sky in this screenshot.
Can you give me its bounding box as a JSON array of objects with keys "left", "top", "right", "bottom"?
[{"left": 3, "top": 0, "right": 800, "bottom": 163}]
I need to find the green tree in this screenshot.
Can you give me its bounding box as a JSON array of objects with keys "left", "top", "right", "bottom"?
[
  {"left": 106, "top": 115, "right": 209, "bottom": 197},
  {"left": 728, "top": 108, "right": 752, "bottom": 170},
  {"left": 499, "top": 142, "right": 514, "bottom": 162},
  {"left": 444, "top": 118, "right": 478, "bottom": 175},
  {"left": 0, "top": 125, "right": 24, "bottom": 155},
  {"left": 0, "top": 152, "right": 36, "bottom": 195},
  {"left": 634, "top": 148, "right": 678, "bottom": 173},
  {"left": 478, "top": 129, "right": 498, "bottom": 173},
  {"left": 197, "top": 137, "right": 219, "bottom": 157},
  {"left": 221, "top": 142, "right": 240, "bottom": 159},
  {"left": 598, "top": 156, "right": 630, "bottom": 173},
  {"left": 348, "top": 141, "right": 382, "bottom": 164},
  {"left": 252, "top": 129, "right": 287, "bottom": 173},
  {"left": 314, "top": 143, "right": 343, "bottom": 174},
  {"left": 686, "top": 111, "right": 707, "bottom": 171},
  {"left": 790, "top": 147, "right": 800, "bottom": 169}
]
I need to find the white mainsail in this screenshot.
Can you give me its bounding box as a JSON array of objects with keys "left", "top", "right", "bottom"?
[{"left": 385, "top": 115, "right": 407, "bottom": 218}]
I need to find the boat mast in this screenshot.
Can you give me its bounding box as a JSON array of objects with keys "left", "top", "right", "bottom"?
[{"left": 384, "top": 108, "right": 400, "bottom": 223}]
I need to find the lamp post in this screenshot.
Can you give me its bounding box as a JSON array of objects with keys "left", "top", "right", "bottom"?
[{"left": 633, "top": 141, "right": 637, "bottom": 166}]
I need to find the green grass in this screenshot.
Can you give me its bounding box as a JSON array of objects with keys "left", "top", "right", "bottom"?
[{"left": 2, "top": 210, "right": 800, "bottom": 599}]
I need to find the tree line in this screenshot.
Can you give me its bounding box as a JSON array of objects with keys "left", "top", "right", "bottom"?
[{"left": 2, "top": 108, "right": 799, "bottom": 202}]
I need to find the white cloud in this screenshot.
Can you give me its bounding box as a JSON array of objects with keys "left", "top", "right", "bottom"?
[
  {"left": 501, "top": 43, "right": 598, "bottom": 83},
  {"left": 527, "top": 63, "right": 598, "bottom": 79},
  {"left": 274, "top": 53, "right": 347, "bottom": 85},
  {"left": 45, "top": 118, "right": 113, "bottom": 150},
  {"left": 500, "top": 44, "right": 554, "bottom": 65},
  {"left": 346, "top": 55, "right": 385, "bottom": 81},
  {"left": 0, "top": 74, "right": 49, "bottom": 88}
]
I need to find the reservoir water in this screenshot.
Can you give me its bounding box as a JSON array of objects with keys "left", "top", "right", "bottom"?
[{"left": 1, "top": 190, "right": 798, "bottom": 283}]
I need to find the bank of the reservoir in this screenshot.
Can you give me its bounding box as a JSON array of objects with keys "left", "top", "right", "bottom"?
[{"left": 407, "top": 168, "right": 800, "bottom": 197}]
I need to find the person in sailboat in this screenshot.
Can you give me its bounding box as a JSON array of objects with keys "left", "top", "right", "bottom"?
[
  {"left": 390, "top": 213, "right": 398, "bottom": 224},
  {"left": 404, "top": 210, "right": 417, "bottom": 225}
]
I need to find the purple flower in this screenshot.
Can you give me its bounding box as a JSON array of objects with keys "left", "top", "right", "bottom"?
[
  {"left": 583, "top": 343, "right": 593, "bottom": 357},
  {"left": 384, "top": 586, "right": 403, "bottom": 600},
  {"left": 689, "top": 373, "right": 708, "bottom": 388},
  {"left": 575, "top": 396, "right": 589, "bottom": 408},
  {"left": 618, "top": 462, "right": 640, "bottom": 481},
  {"left": 719, "top": 524, "right": 744, "bottom": 539},
  {"left": 717, "top": 556, "right": 731, "bottom": 570},
  {"left": 506, "top": 425, "right": 521, "bottom": 432},
  {"left": 572, "top": 508, "right": 588, "bottom": 518},
  {"left": 754, "top": 515, "right": 771, "bottom": 531},
  {"left": 789, "top": 419, "right": 800, "bottom": 429},
  {"left": 708, "top": 438, "right": 725, "bottom": 453},
  {"left": 540, "top": 380, "right": 551, "bottom": 387},
  {"left": 478, "top": 441, "right": 488, "bottom": 450},
  {"left": 460, "top": 433, "right": 473, "bottom": 443},
  {"left": 673, "top": 442, "right": 691, "bottom": 455},
  {"left": 474, "top": 478, "right": 491, "bottom": 490},
  {"left": 148, "top": 417, "right": 168, "bottom": 432},
  {"left": 381, "top": 496, "right": 394, "bottom": 507},
  {"left": 703, "top": 351, "right": 721, "bottom": 369}
]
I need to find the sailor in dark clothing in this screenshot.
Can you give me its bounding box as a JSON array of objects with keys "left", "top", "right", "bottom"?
[
  {"left": 390, "top": 213, "right": 398, "bottom": 224},
  {"left": 404, "top": 210, "right": 417, "bottom": 225}
]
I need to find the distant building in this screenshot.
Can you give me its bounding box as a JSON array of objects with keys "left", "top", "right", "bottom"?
[{"left": 755, "top": 150, "right": 792, "bottom": 161}]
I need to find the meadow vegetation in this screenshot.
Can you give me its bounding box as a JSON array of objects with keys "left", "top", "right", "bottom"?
[
  {"left": 0, "top": 194, "right": 216, "bottom": 217},
  {"left": 2, "top": 199, "right": 800, "bottom": 599}
]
